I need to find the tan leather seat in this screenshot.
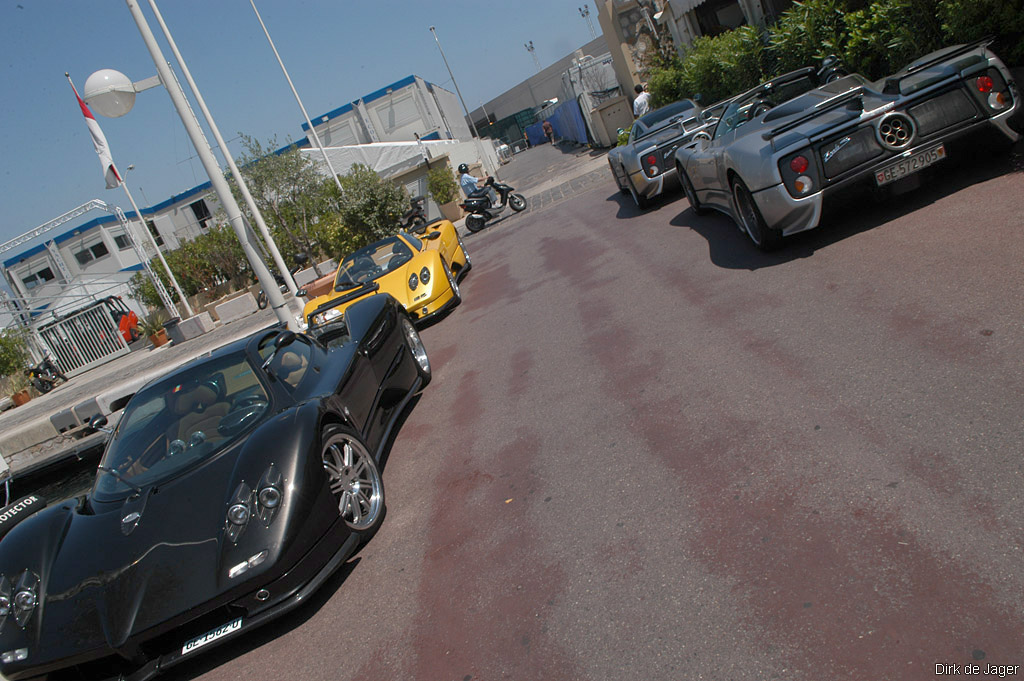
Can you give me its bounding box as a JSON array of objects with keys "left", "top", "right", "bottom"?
[{"left": 168, "top": 383, "right": 229, "bottom": 445}]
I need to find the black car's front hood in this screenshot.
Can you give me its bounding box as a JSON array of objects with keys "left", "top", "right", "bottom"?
[{"left": 0, "top": 406, "right": 331, "bottom": 672}]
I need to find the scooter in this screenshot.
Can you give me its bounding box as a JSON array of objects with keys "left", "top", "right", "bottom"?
[
  {"left": 25, "top": 356, "right": 68, "bottom": 394},
  {"left": 461, "top": 177, "right": 527, "bottom": 233}
]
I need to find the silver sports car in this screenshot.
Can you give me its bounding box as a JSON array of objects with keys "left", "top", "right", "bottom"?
[
  {"left": 674, "top": 40, "right": 1021, "bottom": 250},
  {"left": 608, "top": 98, "right": 705, "bottom": 209}
]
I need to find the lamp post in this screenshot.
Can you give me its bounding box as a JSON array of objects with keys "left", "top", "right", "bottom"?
[
  {"left": 87, "top": 0, "right": 294, "bottom": 330},
  {"left": 429, "top": 25, "right": 494, "bottom": 176},
  {"left": 145, "top": 0, "right": 297, "bottom": 297},
  {"left": 525, "top": 41, "right": 542, "bottom": 72},
  {"left": 579, "top": 5, "right": 597, "bottom": 39}
]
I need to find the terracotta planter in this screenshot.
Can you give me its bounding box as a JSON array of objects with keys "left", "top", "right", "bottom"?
[
  {"left": 149, "top": 328, "right": 169, "bottom": 348},
  {"left": 11, "top": 389, "right": 30, "bottom": 407},
  {"left": 439, "top": 201, "right": 462, "bottom": 223}
]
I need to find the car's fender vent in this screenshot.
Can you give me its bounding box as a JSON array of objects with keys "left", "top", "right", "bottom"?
[{"left": 876, "top": 112, "right": 915, "bottom": 150}]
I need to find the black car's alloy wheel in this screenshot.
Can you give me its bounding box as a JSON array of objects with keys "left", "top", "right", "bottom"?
[
  {"left": 321, "top": 425, "right": 384, "bottom": 533},
  {"left": 732, "top": 178, "right": 782, "bottom": 251}
]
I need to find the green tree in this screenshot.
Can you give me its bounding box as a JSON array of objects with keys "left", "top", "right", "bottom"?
[
  {"left": 336, "top": 163, "right": 409, "bottom": 244},
  {"left": 231, "top": 134, "right": 339, "bottom": 276}
]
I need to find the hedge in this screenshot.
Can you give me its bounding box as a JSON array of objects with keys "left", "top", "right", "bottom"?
[{"left": 648, "top": 0, "right": 1023, "bottom": 108}]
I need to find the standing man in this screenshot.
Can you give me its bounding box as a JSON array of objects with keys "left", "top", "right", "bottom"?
[
  {"left": 633, "top": 83, "right": 651, "bottom": 118},
  {"left": 542, "top": 119, "right": 555, "bottom": 146}
]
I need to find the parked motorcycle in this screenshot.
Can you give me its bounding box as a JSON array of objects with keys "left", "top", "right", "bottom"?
[
  {"left": 461, "top": 177, "right": 527, "bottom": 233},
  {"left": 25, "top": 356, "right": 68, "bottom": 394},
  {"left": 257, "top": 253, "right": 309, "bottom": 309},
  {"left": 400, "top": 195, "right": 428, "bottom": 232}
]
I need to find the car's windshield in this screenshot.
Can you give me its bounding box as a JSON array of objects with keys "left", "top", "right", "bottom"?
[
  {"left": 634, "top": 99, "right": 697, "bottom": 139},
  {"left": 94, "top": 351, "right": 269, "bottom": 499},
  {"left": 334, "top": 236, "right": 415, "bottom": 290}
]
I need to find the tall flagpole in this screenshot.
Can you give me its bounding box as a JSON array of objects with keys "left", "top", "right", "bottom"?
[{"left": 66, "top": 73, "right": 192, "bottom": 317}]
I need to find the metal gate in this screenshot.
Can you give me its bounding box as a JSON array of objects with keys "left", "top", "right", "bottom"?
[{"left": 37, "top": 301, "right": 130, "bottom": 377}]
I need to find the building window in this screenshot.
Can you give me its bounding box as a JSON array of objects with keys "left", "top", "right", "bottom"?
[
  {"left": 147, "top": 220, "right": 164, "bottom": 247},
  {"left": 22, "top": 267, "right": 55, "bottom": 291},
  {"left": 190, "top": 199, "right": 212, "bottom": 230},
  {"left": 113, "top": 233, "right": 133, "bottom": 250},
  {"left": 73, "top": 241, "right": 110, "bottom": 266}
]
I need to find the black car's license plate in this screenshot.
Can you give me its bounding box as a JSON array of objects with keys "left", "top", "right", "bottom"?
[
  {"left": 181, "top": 617, "right": 242, "bottom": 656},
  {"left": 875, "top": 145, "right": 946, "bottom": 186}
]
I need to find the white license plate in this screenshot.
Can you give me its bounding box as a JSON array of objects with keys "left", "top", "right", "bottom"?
[
  {"left": 875, "top": 145, "right": 946, "bottom": 186},
  {"left": 181, "top": 617, "right": 242, "bottom": 656}
]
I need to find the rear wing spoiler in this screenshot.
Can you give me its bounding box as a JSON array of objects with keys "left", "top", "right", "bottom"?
[
  {"left": 761, "top": 37, "right": 994, "bottom": 142},
  {"left": 762, "top": 87, "right": 867, "bottom": 141},
  {"left": 306, "top": 282, "right": 379, "bottom": 326}
]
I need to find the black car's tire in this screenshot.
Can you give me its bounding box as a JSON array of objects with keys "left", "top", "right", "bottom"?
[
  {"left": 321, "top": 424, "right": 385, "bottom": 538},
  {"left": 400, "top": 315, "right": 431, "bottom": 388},
  {"left": 509, "top": 194, "right": 527, "bottom": 212},
  {"left": 628, "top": 175, "right": 652, "bottom": 209},
  {"left": 732, "top": 178, "right": 783, "bottom": 251},
  {"left": 257, "top": 290, "right": 268, "bottom": 309},
  {"left": 678, "top": 166, "right": 707, "bottom": 216},
  {"left": 466, "top": 215, "right": 486, "bottom": 233}
]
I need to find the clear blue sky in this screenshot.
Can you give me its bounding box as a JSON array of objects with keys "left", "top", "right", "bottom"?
[{"left": 0, "top": 0, "right": 598, "bottom": 244}]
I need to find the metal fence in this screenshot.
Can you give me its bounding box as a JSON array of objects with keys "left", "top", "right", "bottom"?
[{"left": 36, "top": 301, "right": 130, "bottom": 377}]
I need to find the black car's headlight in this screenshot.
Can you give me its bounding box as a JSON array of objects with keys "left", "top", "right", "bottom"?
[
  {"left": 225, "top": 482, "right": 253, "bottom": 544},
  {"left": 419, "top": 267, "right": 430, "bottom": 285},
  {"left": 12, "top": 571, "right": 39, "bottom": 629},
  {"left": 408, "top": 273, "right": 419, "bottom": 291},
  {"left": 256, "top": 464, "right": 283, "bottom": 525}
]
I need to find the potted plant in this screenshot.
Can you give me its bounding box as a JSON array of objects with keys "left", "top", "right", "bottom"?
[
  {"left": 8, "top": 371, "right": 31, "bottom": 407},
  {"left": 140, "top": 312, "right": 170, "bottom": 348},
  {"left": 426, "top": 166, "right": 462, "bottom": 223}
]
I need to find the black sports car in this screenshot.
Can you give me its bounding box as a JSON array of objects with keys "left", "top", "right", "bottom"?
[{"left": 0, "top": 294, "right": 431, "bottom": 681}]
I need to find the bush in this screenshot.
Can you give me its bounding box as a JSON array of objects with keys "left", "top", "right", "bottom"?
[
  {"left": 938, "top": 0, "right": 1024, "bottom": 65},
  {"left": 336, "top": 164, "right": 409, "bottom": 243},
  {"left": 649, "top": 25, "right": 767, "bottom": 106},
  {"left": 426, "top": 166, "right": 459, "bottom": 206},
  {"left": 843, "top": 0, "right": 944, "bottom": 77},
  {"left": 0, "top": 327, "right": 30, "bottom": 381},
  {"left": 767, "top": 0, "right": 850, "bottom": 74}
]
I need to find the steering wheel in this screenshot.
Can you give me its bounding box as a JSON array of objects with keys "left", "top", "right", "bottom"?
[{"left": 218, "top": 398, "right": 269, "bottom": 437}]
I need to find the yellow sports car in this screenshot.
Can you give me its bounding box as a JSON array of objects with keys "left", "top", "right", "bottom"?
[{"left": 302, "top": 221, "right": 470, "bottom": 334}]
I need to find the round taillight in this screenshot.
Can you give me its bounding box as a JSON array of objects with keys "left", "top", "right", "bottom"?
[
  {"left": 646, "top": 154, "right": 657, "bottom": 166},
  {"left": 790, "top": 155, "right": 809, "bottom": 173},
  {"left": 976, "top": 75, "right": 994, "bottom": 93},
  {"left": 793, "top": 175, "right": 813, "bottom": 195}
]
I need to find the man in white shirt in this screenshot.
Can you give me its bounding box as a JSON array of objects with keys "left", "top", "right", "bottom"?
[{"left": 633, "top": 83, "right": 651, "bottom": 118}]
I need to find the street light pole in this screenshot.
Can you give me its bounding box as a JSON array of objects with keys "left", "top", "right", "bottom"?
[
  {"left": 146, "top": 0, "right": 297, "bottom": 297},
  {"left": 122, "top": 0, "right": 294, "bottom": 329}
]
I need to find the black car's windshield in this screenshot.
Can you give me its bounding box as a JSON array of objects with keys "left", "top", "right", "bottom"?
[
  {"left": 94, "top": 351, "right": 269, "bottom": 498},
  {"left": 334, "top": 236, "right": 415, "bottom": 290},
  {"left": 634, "top": 99, "right": 697, "bottom": 139}
]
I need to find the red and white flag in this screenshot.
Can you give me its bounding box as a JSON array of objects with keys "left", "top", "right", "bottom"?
[{"left": 68, "top": 76, "right": 121, "bottom": 189}]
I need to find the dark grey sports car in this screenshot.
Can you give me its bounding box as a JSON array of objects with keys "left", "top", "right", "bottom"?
[
  {"left": 0, "top": 294, "right": 430, "bottom": 681},
  {"left": 674, "top": 40, "right": 1020, "bottom": 249}
]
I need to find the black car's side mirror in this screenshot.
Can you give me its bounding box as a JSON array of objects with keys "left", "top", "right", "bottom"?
[
  {"left": 262, "top": 331, "right": 297, "bottom": 375},
  {"left": 425, "top": 231, "right": 442, "bottom": 240},
  {"left": 90, "top": 414, "right": 113, "bottom": 434}
]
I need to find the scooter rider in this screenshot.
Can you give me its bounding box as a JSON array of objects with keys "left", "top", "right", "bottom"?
[{"left": 458, "top": 163, "right": 498, "bottom": 205}]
